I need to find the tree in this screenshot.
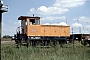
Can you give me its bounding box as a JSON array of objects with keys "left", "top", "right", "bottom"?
[{"left": 3, "top": 35, "right": 11, "bottom": 39}]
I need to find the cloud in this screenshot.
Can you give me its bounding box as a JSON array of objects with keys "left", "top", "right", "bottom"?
[
  {"left": 59, "top": 22, "right": 68, "bottom": 26},
  {"left": 44, "top": 22, "right": 68, "bottom": 26},
  {"left": 71, "top": 16, "right": 90, "bottom": 34},
  {"left": 41, "top": 16, "right": 66, "bottom": 20},
  {"left": 30, "top": 6, "right": 68, "bottom": 15},
  {"left": 44, "top": 23, "right": 50, "bottom": 25},
  {"left": 72, "top": 23, "right": 82, "bottom": 28},
  {"left": 73, "top": 16, "right": 90, "bottom": 23},
  {"left": 29, "top": 0, "right": 86, "bottom": 15},
  {"left": 86, "top": 25, "right": 90, "bottom": 28},
  {"left": 53, "top": 0, "right": 86, "bottom": 8}
]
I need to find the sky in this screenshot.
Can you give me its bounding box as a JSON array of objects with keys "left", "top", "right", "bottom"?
[{"left": 2, "top": 0, "right": 90, "bottom": 36}]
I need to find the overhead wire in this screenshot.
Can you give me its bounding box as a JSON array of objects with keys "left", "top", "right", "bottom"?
[
  {"left": 66, "top": 1, "right": 90, "bottom": 24},
  {"left": 65, "top": 1, "right": 90, "bottom": 34}
]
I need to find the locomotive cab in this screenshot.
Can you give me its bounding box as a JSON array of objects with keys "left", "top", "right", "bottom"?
[{"left": 18, "top": 16, "right": 40, "bottom": 35}]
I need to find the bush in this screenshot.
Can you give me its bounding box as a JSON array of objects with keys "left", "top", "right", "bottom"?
[{"left": 3, "top": 35, "right": 11, "bottom": 39}]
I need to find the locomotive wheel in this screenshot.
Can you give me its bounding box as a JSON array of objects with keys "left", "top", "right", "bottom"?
[
  {"left": 58, "top": 40, "right": 63, "bottom": 48},
  {"left": 42, "top": 40, "right": 47, "bottom": 46},
  {"left": 81, "top": 39, "right": 84, "bottom": 45},
  {"left": 89, "top": 43, "right": 90, "bottom": 47},
  {"left": 15, "top": 40, "right": 18, "bottom": 44},
  {"left": 84, "top": 41, "right": 87, "bottom": 46},
  {"left": 16, "top": 40, "right": 21, "bottom": 48},
  {"left": 27, "top": 41, "right": 32, "bottom": 48},
  {"left": 47, "top": 40, "right": 50, "bottom": 46},
  {"left": 32, "top": 40, "right": 36, "bottom": 46},
  {"left": 43, "top": 40, "right": 46, "bottom": 46},
  {"left": 53, "top": 40, "right": 57, "bottom": 46},
  {"left": 81, "top": 39, "right": 87, "bottom": 46},
  {"left": 39, "top": 40, "right": 44, "bottom": 46},
  {"left": 29, "top": 41, "right": 32, "bottom": 46},
  {"left": 88, "top": 40, "right": 90, "bottom": 47},
  {"left": 27, "top": 43, "right": 29, "bottom": 48}
]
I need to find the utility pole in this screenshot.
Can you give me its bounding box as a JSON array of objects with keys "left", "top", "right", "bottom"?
[
  {"left": 0, "top": 0, "right": 8, "bottom": 41},
  {"left": 72, "top": 28, "right": 74, "bottom": 43},
  {"left": 72, "top": 28, "right": 73, "bottom": 35},
  {"left": 79, "top": 27, "right": 81, "bottom": 34}
]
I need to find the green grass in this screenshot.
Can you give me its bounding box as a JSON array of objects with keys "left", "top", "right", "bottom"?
[{"left": 1, "top": 41, "right": 90, "bottom": 60}]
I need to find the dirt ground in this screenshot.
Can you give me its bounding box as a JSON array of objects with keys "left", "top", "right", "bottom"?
[{"left": 1, "top": 40, "right": 15, "bottom": 44}]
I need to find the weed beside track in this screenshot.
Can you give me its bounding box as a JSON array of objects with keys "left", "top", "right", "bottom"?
[{"left": 1, "top": 41, "right": 90, "bottom": 60}]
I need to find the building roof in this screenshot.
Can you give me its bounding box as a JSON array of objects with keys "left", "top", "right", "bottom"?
[{"left": 18, "top": 16, "right": 40, "bottom": 20}]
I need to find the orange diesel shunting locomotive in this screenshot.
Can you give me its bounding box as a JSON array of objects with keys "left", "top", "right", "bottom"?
[
  {"left": 18, "top": 16, "right": 70, "bottom": 37},
  {"left": 13, "top": 15, "right": 70, "bottom": 48}
]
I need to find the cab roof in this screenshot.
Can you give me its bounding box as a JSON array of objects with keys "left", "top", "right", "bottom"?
[{"left": 18, "top": 16, "right": 40, "bottom": 20}]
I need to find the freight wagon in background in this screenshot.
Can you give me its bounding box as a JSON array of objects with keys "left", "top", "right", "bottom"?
[
  {"left": 70, "top": 34, "right": 90, "bottom": 46},
  {"left": 12, "top": 15, "right": 70, "bottom": 48}
]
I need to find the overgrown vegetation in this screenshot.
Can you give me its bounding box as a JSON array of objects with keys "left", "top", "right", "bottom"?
[
  {"left": 3, "top": 35, "right": 11, "bottom": 39},
  {"left": 2, "top": 35, "right": 12, "bottom": 41},
  {"left": 1, "top": 41, "right": 90, "bottom": 60}
]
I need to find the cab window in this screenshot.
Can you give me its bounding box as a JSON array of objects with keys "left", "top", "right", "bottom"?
[{"left": 30, "top": 19, "right": 39, "bottom": 25}]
